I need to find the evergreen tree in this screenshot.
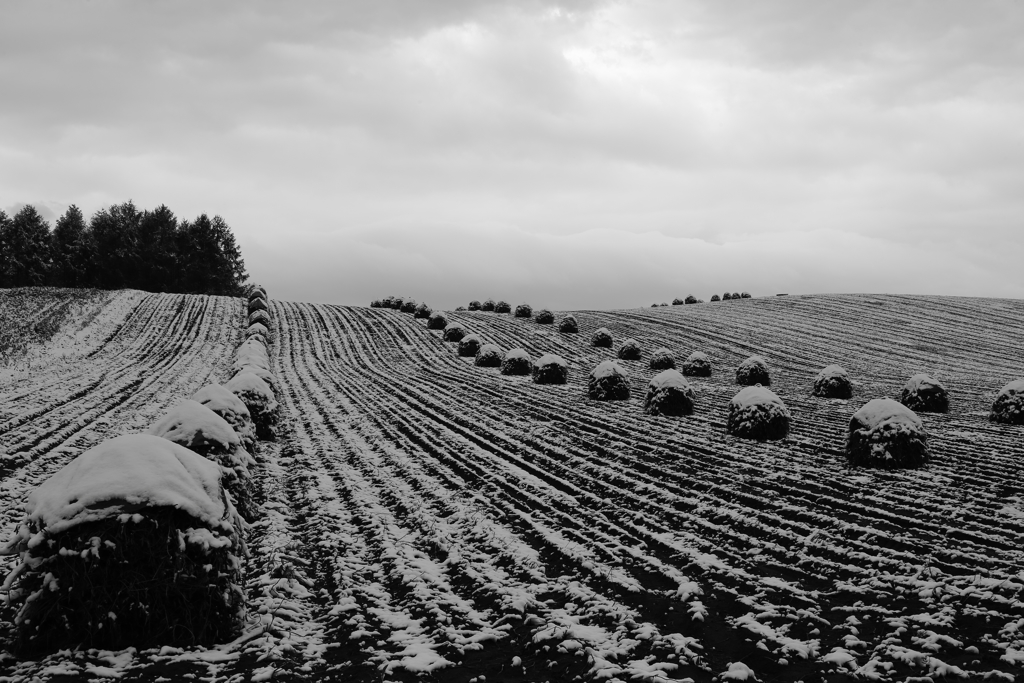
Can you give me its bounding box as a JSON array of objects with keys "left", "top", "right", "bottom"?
[
  {"left": 1, "top": 206, "right": 53, "bottom": 286},
  {"left": 0, "top": 210, "right": 12, "bottom": 287},
  {"left": 177, "top": 214, "right": 248, "bottom": 295},
  {"left": 89, "top": 201, "right": 143, "bottom": 289},
  {"left": 137, "top": 205, "right": 179, "bottom": 292},
  {"left": 50, "top": 205, "right": 94, "bottom": 288}
]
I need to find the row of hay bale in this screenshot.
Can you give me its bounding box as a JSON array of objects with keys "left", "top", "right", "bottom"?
[
  {"left": 650, "top": 292, "right": 753, "bottom": 306},
  {"left": 0, "top": 285, "right": 281, "bottom": 655},
  {"left": 369, "top": 295, "right": 435, "bottom": 318}
]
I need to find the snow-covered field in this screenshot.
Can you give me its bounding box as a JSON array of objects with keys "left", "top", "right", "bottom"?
[{"left": 1, "top": 289, "right": 1022, "bottom": 682}]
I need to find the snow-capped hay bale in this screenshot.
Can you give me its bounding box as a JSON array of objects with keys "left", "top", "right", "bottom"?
[
  {"left": 246, "top": 322, "right": 269, "bottom": 340},
  {"left": 148, "top": 401, "right": 257, "bottom": 522},
  {"left": 741, "top": 292, "right": 751, "bottom": 299},
  {"left": 427, "top": 312, "right": 448, "bottom": 330},
  {"left": 722, "top": 293, "right": 732, "bottom": 300},
  {"left": 559, "top": 315, "right": 579, "bottom": 333},
  {"left": 501, "top": 348, "right": 533, "bottom": 375},
  {"left": 588, "top": 360, "right": 630, "bottom": 401},
  {"left": 494, "top": 300, "right": 511, "bottom": 314},
  {"left": 535, "top": 309, "right": 554, "bottom": 324},
  {"left": 455, "top": 306, "right": 466, "bottom": 311},
  {"left": 193, "top": 383, "right": 257, "bottom": 454},
  {"left": 617, "top": 339, "right": 641, "bottom": 360},
  {"left": 736, "top": 355, "right": 771, "bottom": 386},
  {"left": 391, "top": 297, "right": 405, "bottom": 310},
  {"left": 468, "top": 300, "right": 482, "bottom": 311},
  {"left": 591, "top": 327, "right": 613, "bottom": 348},
  {"left": 248, "top": 284, "right": 267, "bottom": 300},
  {"left": 370, "top": 299, "right": 382, "bottom": 308},
  {"left": 649, "top": 347, "right": 675, "bottom": 370},
  {"left": 232, "top": 364, "right": 279, "bottom": 395},
  {"left": 248, "top": 309, "right": 270, "bottom": 327},
  {"left": 732, "top": 292, "right": 741, "bottom": 300},
  {"left": 475, "top": 343, "right": 502, "bottom": 367},
  {"left": 672, "top": 298, "right": 684, "bottom": 306},
  {"left": 248, "top": 297, "right": 268, "bottom": 314},
  {"left": 226, "top": 372, "right": 279, "bottom": 440},
  {"left": 235, "top": 338, "right": 268, "bottom": 359},
  {"left": 644, "top": 370, "right": 695, "bottom": 417},
  {"left": 0, "top": 435, "right": 245, "bottom": 656},
  {"left": 900, "top": 374, "right": 949, "bottom": 413},
  {"left": 400, "top": 299, "right": 418, "bottom": 313},
  {"left": 685, "top": 295, "right": 697, "bottom": 304},
  {"left": 532, "top": 354, "right": 568, "bottom": 384},
  {"left": 847, "top": 398, "right": 929, "bottom": 469},
  {"left": 514, "top": 303, "right": 532, "bottom": 318},
  {"left": 813, "top": 365, "right": 853, "bottom": 399},
  {"left": 482, "top": 299, "right": 496, "bottom": 312},
  {"left": 682, "top": 351, "right": 712, "bottom": 377},
  {"left": 414, "top": 303, "right": 432, "bottom": 319},
  {"left": 246, "top": 332, "right": 268, "bottom": 347},
  {"left": 727, "top": 386, "right": 791, "bottom": 440},
  {"left": 458, "top": 334, "right": 483, "bottom": 357},
  {"left": 711, "top": 294, "right": 721, "bottom": 302},
  {"left": 382, "top": 295, "right": 397, "bottom": 308},
  {"left": 990, "top": 380, "right": 1024, "bottom": 425},
  {"left": 443, "top": 322, "right": 466, "bottom": 343}
]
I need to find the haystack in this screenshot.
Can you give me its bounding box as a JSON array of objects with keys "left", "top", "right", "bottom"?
[
  {"left": 727, "top": 386, "right": 790, "bottom": 440},
  {"left": 559, "top": 315, "right": 579, "bottom": 333},
  {"left": 514, "top": 304, "right": 532, "bottom": 318},
  {"left": 813, "top": 365, "right": 853, "bottom": 399},
  {"left": 618, "top": 339, "right": 641, "bottom": 360},
  {"left": 495, "top": 301, "right": 511, "bottom": 314},
  {"left": 148, "top": 400, "right": 257, "bottom": 522},
  {"left": 248, "top": 309, "right": 270, "bottom": 327},
  {"left": 644, "top": 369, "right": 695, "bottom": 416},
  {"left": 736, "top": 355, "right": 771, "bottom": 386},
  {"left": 0, "top": 435, "right": 245, "bottom": 656},
  {"left": 847, "top": 398, "right": 929, "bottom": 469},
  {"left": 591, "top": 327, "right": 613, "bottom": 348},
  {"left": 226, "top": 372, "right": 279, "bottom": 440},
  {"left": 501, "top": 349, "right": 532, "bottom": 375},
  {"left": 482, "top": 299, "right": 496, "bottom": 312},
  {"left": 382, "top": 296, "right": 397, "bottom": 308},
  {"left": 900, "top": 374, "right": 948, "bottom": 413},
  {"left": 990, "top": 380, "right": 1024, "bottom": 424},
  {"left": 400, "top": 299, "right": 418, "bottom": 314},
  {"left": 458, "top": 334, "right": 483, "bottom": 357},
  {"left": 232, "top": 364, "right": 279, "bottom": 395},
  {"left": 193, "top": 383, "right": 257, "bottom": 453},
  {"left": 588, "top": 360, "right": 630, "bottom": 401},
  {"left": 248, "top": 284, "right": 267, "bottom": 300},
  {"left": 740, "top": 292, "right": 751, "bottom": 299},
  {"left": 672, "top": 298, "right": 684, "bottom": 306},
  {"left": 475, "top": 343, "right": 502, "bottom": 367},
  {"left": 247, "top": 332, "right": 268, "bottom": 347},
  {"left": 455, "top": 306, "right": 466, "bottom": 311},
  {"left": 535, "top": 309, "right": 554, "bottom": 324},
  {"left": 427, "top": 312, "right": 448, "bottom": 330},
  {"left": 414, "top": 303, "right": 432, "bottom": 319},
  {"left": 532, "top": 354, "right": 568, "bottom": 385},
  {"left": 682, "top": 351, "right": 712, "bottom": 377},
  {"left": 468, "top": 300, "right": 482, "bottom": 311},
  {"left": 732, "top": 292, "right": 741, "bottom": 300},
  {"left": 649, "top": 348, "right": 675, "bottom": 370},
  {"left": 443, "top": 323, "right": 467, "bottom": 343},
  {"left": 722, "top": 293, "right": 732, "bottom": 300},
  {"left": 370, "top": 299, "right": 382, "bottom": 308},
  {"left": 246, "top": 322, "right": 270, "bottom": 340},
  {"left": 391, "top": 297, "right": 406, "bottom": 310},
  {"left": 248, "top": 297, "right": 268, "bottom": 314},
  {"left": 711, "top": 294, "right": 721, "bottom": 302},
  {"left": 685, "top": 295, "right": 697, "bottom": 304}
]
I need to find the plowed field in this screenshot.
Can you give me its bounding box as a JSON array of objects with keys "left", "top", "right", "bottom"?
[{"left": 1, "top": 290, "right": 1022, "bottom": 682}]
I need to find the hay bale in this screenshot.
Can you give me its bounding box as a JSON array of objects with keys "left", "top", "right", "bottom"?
[
  {"left": 685, "top": 295, "right": 697, "bottom": 304},
  {"left": 990, "top": 380, "right": 1024, "bottom": 425},
  {"left": 232, "top": 364, "right": 279, "bottom": 395},
  {"left": 248, "top": 309, "right": 270, "bottom": 328},
  {"left": 588, "top": 360, "right": 630, "bottom": 401},
  {"left": 246, "top": 322, "right": 269, "bottom": 338},
  {"left": 455, "top": 306, "right": 466, "bottom": 311},
  {"left": 475, "top": 343, "right": 503, "bottom": 367},
  {"left": 651, "top": 303, "right": 659, "bottom": 308},
  {"left": 148, "top": 401, "right": 257, "bottom": 522},
  {"left": 427, "top": 312, "right": 448, "bottom": 330},
  {"left": 535, "top": 309, "right": 554, "bottom": 324},
  {"left": 192, "top": 383, "right": 257, "bottom": 454},
  {"left": 741, "top": 292, "right": 751, "bottom": 299},
  {"left": 370, "top": 299, "right": 382, "bottom": 308},
  {"left": 246, "top": 332, "right": 268, "bottom": 347},
  {"left": 591, "top": 327, "right": 613, "bottom": 348},
  {"left": 559, "top": 315, "right": 579, "bottom": 333},
  {"left": 0, "top": 435, "right": 245, "bottom": 655},
  {"left": 391, "top": 297, "right": 405, "bottom": 310},
  {"left": 644, "top": 369, "right": 695, "bottom": 416},
  {"left": 847, "top": 398, "right": 929, "bottom": 469},
  {"left": 382, "top": 295, "right": 397, "bottom": 308},
  {"left": 900, "top": 374, "right": 949, "bottom": 413},
  {"left": 501, "top": 348, "right": 532, "bottom": 375},
  {"left": 458, "top": 334, "right": 483, "bottom": 357},
  {"left": 482, "top": 299, "right": 496, "bottom": 312},
  {"left": 672, "top": 298, "right": 684, "bottom": 306},
  {"left": 722, "top": 292, "right": 732, "bottom": 300},
  {"left": 468, "top": 300, "right": 482, "bottom": 311},
  {"left": 225, "top": 372, "right": 279, "bottom": 440},
  {"left": 660, "top": 303, "right": 668, "bottom": 307},
  {"left": 494, "top": 301, "right": 511, "bottom": 314},
  {"left": 736, "top": 355, "right": 771, "bottom": 386},
  {"left": 514, "top": 304, "right": 532, "bottom": 318},
  {"left": 533, "top": 354, "right": 568, "bottom": 385},
  {"left": 414, "top": 303, "right": 432, "bottom": 319},
  {"left": 681, "top": 351, "right": 712, "bottom": 377},
  {"left": 248, "top": 284, "right": 267, "bottom": 300},
  {"left": 248, "top": 297, "right": 268, "bottom": 314},
  {"left": 400, "top": 299, "right": 417, "bottom": 313},
  {"left": 617, "top": 339, "right": 641, "bottom": 360},
  {"left": 813, "top": 365, "right": 853, "bottom": 399},
  {"left": 727, "top": 386, "right": 791, "bottom": 440},
  {"left": 649, "top": 347, "right": 675, "bottom": 370},
  {"left": 732, "top": 292, "right": 741, "bottom": 300},
  {"left": 443, "top": 322, "right": 466, "bottom": 343},
  {"left": 711, "top": 294, "right": 721, "bottom": 302}
]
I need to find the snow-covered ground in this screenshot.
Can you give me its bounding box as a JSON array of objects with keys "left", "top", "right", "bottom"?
[{"left": 0, "top": 289, "right": 1022, "bottom": 682}]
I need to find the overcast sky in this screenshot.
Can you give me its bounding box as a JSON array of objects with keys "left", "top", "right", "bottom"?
[{"left": 2, "top": 1, "right": 1022, "bottom": 309}]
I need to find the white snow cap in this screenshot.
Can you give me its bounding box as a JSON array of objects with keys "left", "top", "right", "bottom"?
[
  {"left": 477, "top": 343, "right": 502, "bottom": 356},
  {"left": 192, "top": 383, "right": 252, "bottom": 420},
  {"left": 686, "top": 350, "right": 709, "bottom": 362},
  {"left": 231, "top": 366, "right": 278, "bottom": 392},
  {"left": 148, "top": 400, "right": 241, "bottom": 454},
  {"left": 997, "top": 379, "right": 1024, "bottom": 397},
  {"left": 590, "top": 360, "right": 627, "bottom": 380},
  {"left": 730, "top": 385, "right": 784, "bottom": 409},
  {"left": 460, "top": 333, "right": 483, "bottom": 344},
  {"left": 536, "top": 354, "right": 567, "bottom": 368},
  {"left": 5, "top": 434, "right": 231, "bottom": 544},
  {"left": 650, "top": 369, "right": 691, "bottom": 391},
  {"left": 247, "top": 323, "right": 269, "bottom": 336},
  {"left": 852, "top": 397, "right": 923, "bottom": 430},
  {"left": 235, "top": 339, "right": 268, "bottom": 359},
  {"left": 721, "top": 661, "right": 759, "bottom": 681},
  {"left": 816, "top": 364, "right": 849, "bottom": 380},
  {"left": 738, "top": 355, "right": 768, "bottom": 369},
  {"left": 504, "top": 348, "right": 531, "bottom": 361},
  {"left": 444, "top": 322, "right": 465, "bottom": 332},
  {"left": 904, "top": 373, "right": 945, "bottom": 393},
  {"left": 226, "top": 371, "right": 275, "bottom": 398}
]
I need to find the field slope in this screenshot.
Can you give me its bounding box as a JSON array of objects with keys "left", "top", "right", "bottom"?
[{"left": 1, "top": 290, "right": 1022, "bottom": 682}]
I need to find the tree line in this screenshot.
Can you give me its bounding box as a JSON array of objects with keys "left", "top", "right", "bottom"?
[{"left": 0, "top": 202, "right": 248, "bottom": 296}]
